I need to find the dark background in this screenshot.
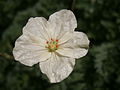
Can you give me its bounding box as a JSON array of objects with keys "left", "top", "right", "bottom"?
[{"left": 0, "top": 0, "right": 120, "bottom": 90}]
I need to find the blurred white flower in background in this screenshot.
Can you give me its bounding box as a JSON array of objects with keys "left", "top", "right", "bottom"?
[{"left": 13, "top": 9, "right": 90, "bottom": 83}]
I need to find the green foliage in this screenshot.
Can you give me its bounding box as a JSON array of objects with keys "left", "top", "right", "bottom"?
[{"left": 0, "top": 0, "right": 120, "bottom": 90}]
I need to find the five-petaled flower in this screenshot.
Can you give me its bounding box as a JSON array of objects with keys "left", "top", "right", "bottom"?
[{"left": 13, "top": 9, "right": 90, "bottom": 83}]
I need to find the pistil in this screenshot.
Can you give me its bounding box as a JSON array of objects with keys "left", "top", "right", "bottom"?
[{"left": 45, "top": 38, "right": 59, "bottom": 52}]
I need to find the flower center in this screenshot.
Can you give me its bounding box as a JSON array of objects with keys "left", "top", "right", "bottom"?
[{"left": 45, "top": 38, "right": 59, "bottom": 52}]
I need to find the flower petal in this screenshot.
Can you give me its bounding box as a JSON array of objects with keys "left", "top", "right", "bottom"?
[
  {"left": 58, "top": 32, "right": 73, "bottom": 44},
  {"left": 73, "top": 32, "right": 90, "bottom": 48},
  {"left": 13, "top": 35, "right": 51, "bottom": 66},
  {"left": 56, "top": 32, "right": 90, "bottom": 59},
  {"left": 48, "top": 9, "right": 77, "bottom": 39},
  {"left": 39, "top": 53, "right": 75, "bottom": 83},
  {"left": 23, "top": 17, "right": 50, "bottom": 41}
]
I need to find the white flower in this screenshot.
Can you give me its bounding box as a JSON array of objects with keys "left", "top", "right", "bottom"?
[{"left": 13, "top": 9, "right": 90, "bottom": 83}]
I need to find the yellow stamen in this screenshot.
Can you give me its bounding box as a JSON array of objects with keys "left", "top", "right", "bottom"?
[{"left": 45, "top": 38, "right": 59, "bottom": 52}]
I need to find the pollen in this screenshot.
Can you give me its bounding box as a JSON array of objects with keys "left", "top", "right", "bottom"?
[{"left": 45, "top": 38, "right": 59, "bottom": 52}]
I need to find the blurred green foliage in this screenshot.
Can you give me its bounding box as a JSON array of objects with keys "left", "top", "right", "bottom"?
[{"left": 0, "top": 0, "right": 120, "bottom": 90}]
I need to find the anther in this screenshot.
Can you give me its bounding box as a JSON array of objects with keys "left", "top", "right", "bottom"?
[
  {"left": 56, "top": 39, "right": 58, "bottom": 42},
  {"left": 46, "top": 41, "right": 48, "bottom": 44},
  {"left": 51, "top": 38, "right": 53, "bottom": 41},
  {"left": 56, "top": 45, "right": 59, "bottom": 48}
]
